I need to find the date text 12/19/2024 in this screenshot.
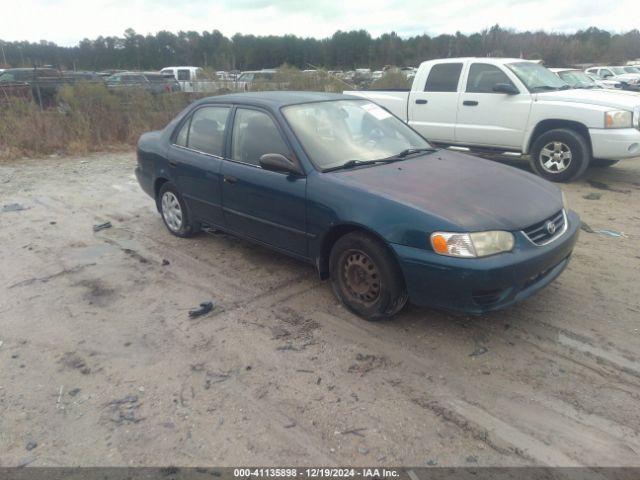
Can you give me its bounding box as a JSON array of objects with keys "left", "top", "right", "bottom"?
[{"left": 234, "top": 469, "right": 401, "bottom": 478}]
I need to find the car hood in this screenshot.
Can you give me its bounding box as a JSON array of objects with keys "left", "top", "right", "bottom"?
[
  {"left": 614, "top": 74, "right": 640, "bottom": 82},
  {"left": 331, "top": 150, "right": 562, "bottom": 231},
  {"left": 536, "top": 88, "right": 640, "bottom": 110}
]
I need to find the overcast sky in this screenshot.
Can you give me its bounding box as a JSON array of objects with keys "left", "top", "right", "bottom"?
[{"left": 3, "top": 0, "right": 639, "bottom": 46}]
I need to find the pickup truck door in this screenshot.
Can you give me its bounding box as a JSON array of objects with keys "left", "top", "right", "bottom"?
[
  {"left": 455, "top": 62, "right": 532, "bottom": 149},
  {"left": 167, "top": 105, "right": 230, "bottom": 226},
  {"left": 407, "top": 62, "right": 463, "bottom": 143},
  {"left": 220, "top": 107, "right": 308, "bottom": 257}
]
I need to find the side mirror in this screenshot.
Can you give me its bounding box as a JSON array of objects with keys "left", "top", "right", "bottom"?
[
  {"left": 259, "top": 153, "right": 302, "bottom": 175},
  {"left": 492, "top": 83, "right": 519, "bottom": 95}
]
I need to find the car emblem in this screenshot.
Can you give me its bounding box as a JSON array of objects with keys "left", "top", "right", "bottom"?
[{"left": 546, "top": 221, "right": 556, "bottom": 235}]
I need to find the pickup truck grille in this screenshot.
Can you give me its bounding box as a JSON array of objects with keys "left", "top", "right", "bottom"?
[{"left": 522, "top": 210, "right": 566, "bottom": 246}]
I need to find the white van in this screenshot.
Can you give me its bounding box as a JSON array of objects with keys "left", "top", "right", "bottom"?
[{"left": 160, "top": 66, "right": 217, "bottom": 92}]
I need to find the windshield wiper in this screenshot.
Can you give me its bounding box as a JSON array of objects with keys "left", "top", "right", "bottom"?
[
  {"left": 324, "top": 147, "right": 438, "bottom": 172},
  {"left": 323, "top": 159, "right": 384, "bottom": 172},
  {"left": 387, "top": 147, "right": 438, "bottom": 159}
]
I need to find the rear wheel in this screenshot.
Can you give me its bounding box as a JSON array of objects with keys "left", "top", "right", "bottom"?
[
  {"left": 591, "top": 159, "right": 619, "bottom": 168},
  {"left": 158, "top": 183, "right": 198, "bottom": 238},
  {"left": 329, "top": 232, "right": 407, "bottom": 321},
  {"left": 530, "top": 128, "right": 590, "bottom": 182}
]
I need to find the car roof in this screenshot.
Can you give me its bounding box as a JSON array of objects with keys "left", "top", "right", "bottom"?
[{"left": 196, "top": 91, "right": 358, "bottom": 108}]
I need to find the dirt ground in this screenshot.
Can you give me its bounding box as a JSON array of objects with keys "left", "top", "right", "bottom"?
[{"left": 0, "top": 152, "right": 639, "bottom": 468}]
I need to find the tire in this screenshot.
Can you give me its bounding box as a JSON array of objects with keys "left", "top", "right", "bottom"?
[
  {"left": 158, "top": 182, "right": 198, "bottom": 238},
  {"left": 591, "top": 159, "right": 619, "bottom": 168},
  {"left": 529, "top": 129, "right": 590, "bottom": 182},
  {"left": 329, "top": 232, "right": 408, "bottom": 320}
]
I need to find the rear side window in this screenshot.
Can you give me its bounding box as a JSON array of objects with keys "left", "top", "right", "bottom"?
[
  {"left": 231, "top": 109, "right": 289, "bottom": 166},
  {"left": 466, "top": 63, "right": 515, "bottom": 93},
  {"left": 424, "top": 63, "right": 462, "bottom": 92},
  {"left": 177, "top": 69, "right": 190, "bottom": 81},
  {"left": 174, "top": 106, "right": 230, "bottom": 156}
]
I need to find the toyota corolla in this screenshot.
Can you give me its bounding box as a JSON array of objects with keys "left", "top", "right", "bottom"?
[{"left": 135, "top": 92, "right": 579, "bottom": 320}]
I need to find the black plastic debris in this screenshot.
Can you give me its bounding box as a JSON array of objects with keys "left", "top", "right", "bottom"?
[
  {"left": 93, "top": 221, "right": 112, "bottom": 232},
  {"left": 188, "top": 301, "right": 214, "bottom": 319},
  {"left": 469, "top": 346, "right": 489, "bottom": 357}
]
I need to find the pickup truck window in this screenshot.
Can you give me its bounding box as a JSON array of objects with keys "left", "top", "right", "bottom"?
[
  {"left": 282, "top": 99, "right": 430, "bottom": 170},
  {"left": 231, "top": 109, "right": 290, "bottom": 166},
  {"left": 466, "top": 64, "right": 515, "bottom": 93},
  {"left": 506, "top": 62, "right": 568, "bottom": 92},
  {"left": 177, "top": 69, "right": 190, "bottom": 81},
  {"left": 424, "top": 63, "right": 463, "bottom": 92}
]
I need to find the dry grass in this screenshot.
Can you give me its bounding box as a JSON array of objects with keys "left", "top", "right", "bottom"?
[
  {"left": 0, "top": 66, "right": 358, "bottom": 159},
  {"left": 0, "top": 83, "right": 203, "bottom": 158}
]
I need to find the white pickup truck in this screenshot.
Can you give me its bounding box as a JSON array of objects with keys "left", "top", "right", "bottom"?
[{"left": 346, "top": 58, "right": 640, "bottom": 182}]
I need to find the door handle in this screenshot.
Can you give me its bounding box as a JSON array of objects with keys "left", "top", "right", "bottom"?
[
  {"left": 463, "top": 100, "right": 479, "bottom": 106},
  {"left": 168, "top": 160, "right": 177, "bottom": 167},
  {"left": 223, "top": 175, "right": 238, "bottom": 184},
  {"left": 415, "top": 99, "right": 428, "bottom": 104}
]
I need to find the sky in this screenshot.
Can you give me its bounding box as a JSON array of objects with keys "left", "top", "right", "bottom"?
[{"left": 1, "top": 0, "right": 638, "bottom": 46}]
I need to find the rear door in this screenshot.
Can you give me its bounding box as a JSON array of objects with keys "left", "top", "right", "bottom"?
[
  {"left": 167, "top": 105, "right": 231, "bottom": 226},
  {"left": 455, "top": 62, "right": 532, "bottom": 149},
  {"left": 220, "top": 107, "right": 308, "bottom": 257},
  {"left": 408, "top": 61, "right": 463, "bottom": 143}
]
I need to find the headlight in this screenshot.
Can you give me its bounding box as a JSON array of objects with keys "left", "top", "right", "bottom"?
[
  {"left": 430, "top": 231, "right": 515, "bottom": 258},
  {"left": 605, "top": 110, "right": 633, "bottom": 128}
]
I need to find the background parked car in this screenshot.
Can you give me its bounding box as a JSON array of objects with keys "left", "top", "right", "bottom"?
[
  {"left": 234, "top": 69, "right": 282, "bottom": 91},
  {"left": 585, "top": 66, "right": 640, "bottom": 90},
  {"left": 550, "top": 68, "right": 607, "bottom": 89},
  {"left": 0, "top": 67, "right": 68, "bottom": 105},
  {"left": 584, "top": 72, "right": 623, "bottom": 89},
  {"left": 105, "top": 71, "right": 180, "bottom": 94}
]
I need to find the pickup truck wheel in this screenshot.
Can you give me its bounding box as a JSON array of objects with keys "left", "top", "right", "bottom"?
[
  {"left": 591, "top": 159, "right": 619, "bottom": 168},
  {"left": 158, "top": 183, "right": 198, "bottom": 238},
  {"left": 530, "top": 129, "right": 590, "bottom": 182},
  {"left": 329, "top": 232, "right": 408, "bottom": 321}
]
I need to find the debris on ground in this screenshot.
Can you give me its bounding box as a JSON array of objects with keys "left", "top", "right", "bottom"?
[
  {"left": 68, "top": 388, "right": 81, "bottom": 397},
  {"left": 583, "top": 192, "right": 602, "bottom": 200},
  {"left": 204, "top": 371, "right": 230, "bottom": 389},
  {"left": 469, "top": 346, "right": 489, "bottom": 357},
  {"left": 466, "top": 455, "right": 479, "bottom": 464},
  {"left": 341, "top": 428, "right": 367, "bottom": 437},
  {"left": 162, "top": 259, "right": 170, "bottom": 266},
  {"left": 188, "top": 301, "right": 214, "bottom": 318},
  {"left": 25, "top": 442, "right": 37, "bottom": 451},
  {"left": 92, "top": 221, "right": 112, "bottom": 232},
  {"left": 358, "top": 446, "right": 369, "bottom": 455},
  {"left": 2, "top": 203, "right": 27, "bottom": 213},
  {"left": 348, "top": 353, "right": 388, "bottom": 375},
  {"left": 596, "top": 229, "right": 627, "bottom": 238},
  {"left": 581, "top": 222, "right": 595, "bottom": 233},
  {"left": 104, "top": 395, "right": 144, "bottom": 425},
  {"left": 426, "top": 459, "right": 438, "bottom": 466}
]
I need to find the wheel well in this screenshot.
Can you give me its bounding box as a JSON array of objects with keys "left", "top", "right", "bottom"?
[
  {"left": 154, "top": 177, "right": 169, "bottom": 210},
  {"left": 317, "top": 224, "right": 401, "bottom": 281},
  {"left": 528, "top": 120, "right": 591, "bottom": 154}
]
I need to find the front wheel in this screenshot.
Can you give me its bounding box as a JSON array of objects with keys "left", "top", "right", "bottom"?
[
  {"left": 329, "top": 232, "right": 408, "bottom": 321},
  {"left": 530, "top": 129, "right": 590, "bottom": 182}
]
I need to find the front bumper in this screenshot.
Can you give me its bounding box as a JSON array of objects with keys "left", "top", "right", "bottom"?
[
  {"left": 391, "top": 210, "right": 580, "bottom": 314},
  {"left": 590, "top": 128, "right": 640, "bottom": 160}
]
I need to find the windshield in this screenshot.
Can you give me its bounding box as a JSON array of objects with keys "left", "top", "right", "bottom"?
[
  {"left": 624, "top": 67, "right": 640, "bottom": 74},
  {"left": 282, "top": 99, "right": 431, "bottom": 170},
  {"left": 507, "top": 62, "right": 569, "bottom": 92},
  {"left": 558, "top": 70, "right": 597, "bottom": 88}
]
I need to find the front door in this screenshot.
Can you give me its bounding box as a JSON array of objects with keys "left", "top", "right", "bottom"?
[
  {"left": 455, "top": 62, "right": 532, "bottom": 149},
  {"left": 408, "top": 61, "right": 463, "bottom": 143},
  {"left": 167, "top": 105, "right": 230, "bottom": 226},
  {"left": 221, "top": 107, "right": 308, "bottom": 257}
]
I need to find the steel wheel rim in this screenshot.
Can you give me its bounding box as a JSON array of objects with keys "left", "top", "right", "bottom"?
[
  {"left": 161, "top": 192, "right": 183, "bottom": 232},
  {"left": 342, "top": 249, "right": 381, "bottom": 305},
  {"left": 540, "top": 141, "right": 572, "bottom": 173}
]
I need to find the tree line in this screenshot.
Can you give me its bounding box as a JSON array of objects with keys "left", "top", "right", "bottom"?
[{"left": 1, "top": 25, "right": 639, "bottom": 72}]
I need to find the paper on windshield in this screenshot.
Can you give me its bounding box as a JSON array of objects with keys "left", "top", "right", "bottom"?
[{"left": 362, "top": 103, "right": 392, "bottom": 120}]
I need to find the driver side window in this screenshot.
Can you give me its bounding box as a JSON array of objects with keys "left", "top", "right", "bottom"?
[
  {"left": 231, "top": 109, "right": 290, "bottom": 166},
  {"left": 466, "top": 64, "right": 515, "bottom": 93}
]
